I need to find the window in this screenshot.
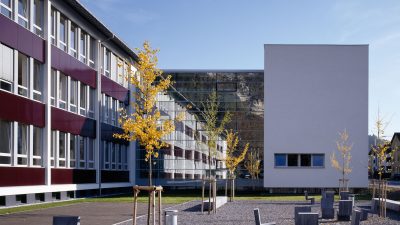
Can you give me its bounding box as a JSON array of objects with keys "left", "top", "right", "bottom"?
[
  {"left": 17, "top": 123, "right": 28, "bottom": 165},
  {"left": 18, "top": 0, "right": 29, "bottom": 28},
  {"left": 111, "top": 98, "right": 116, "bottom": 125},
  {"left": 103, "top": 142, "right": 110, "bottom": 169},
  {"left": 104, "top": 94, "right": 109, "bottom": 123},
  {"left": 104, "top": 48, "right": 110, "bottom": 76},
  {"left": 0, "top": 0, "right": 12, "bottom": 18},
  {"left": 111, "top": 143, "right": 116, "bottom": 169},
  {"left": 300, "top": 154, "right": 311, "bottom": 167},
  {"left": 69, "top": 79, "right": 78, "bottom": 112},
  {"left": 89, "top": 36, "right": 95, "bottom": 68},
  {"left": 79, "top": 31, "right": 87, "bottom": 63},
  {"left": 275, "top": 154, "right": 286, "bottom": 167},
  {"left": 0, "top": 43, "right": 14, "bottom": 92},
  {"left": 312, "top": 154, "right": 324, "bottom": 167},
  {"left": 88, "top": 88, "right": 95, "bottom": 118},
  {"left": 50, "top": 8, "right": 56, "bottom": 45},
  {"left": 69, "top": 23, "right": 77, "bottom": 57},
  {"left": 122, "top": 145, "right": 128, "bottom": 170},
  {"left": 111, "top": 53, "right": 117, "bottom": 81},
  {"left": 79, "top": 83, "right": 87, "bottom": 116},
  {"left": 33, "top": 0, "right": 43, "bottom": 36},
  {"left": 287, "top": 154, "right": 298, "bottom": 167},
  {"left": 117, "top": 58, "right": 124, "bottom": 85},
  {"left": 51, "top": 130, "right": 56, "bottom": 166},
  {"left": 69, "top": 135, "right": 77, "bottom": 168},
  {"left": 79, "top": 136, "right": 85, "bottom": 168},
  {"left": 0, "top": 120, "right": 12, "bottom": 165},
  {"left": 18, "top": 53, "right": 29, "bottom": 97},
  {"left": 58, "top": 73, "right": 67, "bottom": 109},
  {"left": 33, "top": 60, "right": 43, "bottom": 101},
  {"left": 59, "top": 15, "right": 67, "bottom": 51},
  {"left": 117, "top": 144, "right": 122, "bottom": 170},
  {"left": 32, "top": 126, "right": 42, "bottom": 166},
  {"left": 87, "top": 138, "right": 94, "bottom": 169},
  {"left": 50, "top": 69, "right": 56, "bottom": 106},
  {"left": 58, "top": 132, "right": 66, "bottom": 167}
]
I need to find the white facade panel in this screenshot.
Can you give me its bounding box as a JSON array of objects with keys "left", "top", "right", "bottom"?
[{"left": 264, "top": 44, "right": 368, "bottom": 188}]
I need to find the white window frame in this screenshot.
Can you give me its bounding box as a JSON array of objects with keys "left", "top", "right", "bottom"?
[
  {"left": 103, "top": 47, "right": 110, "bottom": 76},
  {"left": 16, "top": 122, "right": 29, "bottom": 166},
  {"left": 58, "top": 131, "right": 67, "bottom": 167},
  {"left": 58, "top": 72, "right": 67, "bottom": 109},
  {"left": 32, "top": 0, "right": 43, "bottom": 37},
  {"left": 31, "top": 125, "right": 42, "bottom": 166},
  {"left": 0, "top": 120, "right": 13, "bottom": 166},
  {"left": 69, "top": 78, "right": 78, "bottom": 113},
  {"left": 69, "top": 22, "right": 77, "bottom": 58},
  {"left": 88, "top": 36, "right": 95, "bottom": 68},
  {"left": 69, "top": 134, "right": 77, "bottom": 168},
  {"left": 88, "top": 87, "right": 95, "bottom": 118},
  {"left": 0, "top": 0, "right": 13, "bottom": 19},
  {"left": 32, "top": 60, "right": 42, "bottom": 101},
  {"left": 50, "top": 7, "right": 56, "bottom": 45},
  {"left": 78, "top": 136, "right": 86, "bottom": 169},
  {"left": 50, "top": 69, "right": 56, "bottom": 106},
  {"left": 79, "top": 82, "right": 87, "bottom": 116},
  {"left": 58, "top": 14, "right": 67, "bottom": 51},
  {"left": 79, "top": 30, "right": 87, "bottom": 63},
  {"left": 87, "top": 138, "right": 95, "bottom": 169},
  {"left": 17, "top": 52, "right": 29, "bottom": 97},
  {"left": 0, "top": 43, "right": 14, "bottom": 92},
  {"left": 111, "top": 98, "right": 116, "bottom": 125},
  {"left": 50, "top": 130, "right": 57, "bottom": 167},
  {"left": 17, "top": 0, "right": 29, "bottom": 28}
]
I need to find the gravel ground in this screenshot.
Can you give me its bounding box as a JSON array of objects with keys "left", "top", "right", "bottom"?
[{"left": 134, "top": 200, "right": 400, "bottom": 225}]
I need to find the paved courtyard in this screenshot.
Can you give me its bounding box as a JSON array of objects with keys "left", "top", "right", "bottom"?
[{"left": 1, "top": 200, "right": 400, "bottom": 225}]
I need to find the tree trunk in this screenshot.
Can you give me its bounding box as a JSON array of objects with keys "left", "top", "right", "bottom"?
[{"left": 147, "top": 156, "right": 152, "bottom": 225}]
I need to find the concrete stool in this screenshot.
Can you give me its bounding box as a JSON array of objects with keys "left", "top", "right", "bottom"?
[
  {"left": 338, "top": 200, "right": 352, "bottom": 221},
  {"left": 253, "top": 208, "right": 276, "bottom": 225},
  {"left": 340, "top": 191, "right": 350, "bottom": 200},
  {"left": 356, "top": 208, "right": 368, "bottom": 221},
  {"left": 321, "top": 191, "right": 334, "bottom": 219},
  {"left": 350, "top": 209, "right": 361, "bottom": 225},
  {"left": 297, "top": 212, "right": 318, "bottom": 225},
  {"left": 294, "top": 206, "right": 311, "bottom": 225}
]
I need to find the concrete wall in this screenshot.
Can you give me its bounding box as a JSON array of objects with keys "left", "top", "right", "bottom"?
[{"left": 264, "top": 44, "right": 368, "bottom": 188}]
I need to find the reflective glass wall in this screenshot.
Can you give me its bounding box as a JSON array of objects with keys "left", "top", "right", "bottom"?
[{"left": 135, "top": 71, "right": 264, "bottom": 186}]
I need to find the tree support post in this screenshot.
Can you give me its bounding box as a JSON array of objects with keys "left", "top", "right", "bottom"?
[{"left": 133, "top": 185, "right": 163, "bottom": 225}]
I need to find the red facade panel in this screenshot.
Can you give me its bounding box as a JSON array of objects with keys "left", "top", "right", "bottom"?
[
  {"left": 51, "top": 169, "right": 97, "bottom": 184},
  {"left": 0, "top": 91, "right": 45, "bottom": 127},
  {"left": 51, "top": 107, "right": 96, "bottom": 138},
  {"left": 101, "top": 75, "right": 129, "bottom": 102},
  {"left": 0, "top": 14, "right": 44, "bottom": 62},
  {"left": 0, "top": 167, "right": 45, "bottom": 187},
  {"left": 51, "top": 46, "right": 97, "bottom": 88}
]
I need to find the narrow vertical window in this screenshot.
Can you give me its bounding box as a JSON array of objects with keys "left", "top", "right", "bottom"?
[
  {"left": 50, "top": 69, "right": 56, "bottom": 106},
  {"left": 79, "top": 31, "right": 87, "bottom": 63},
  {"left": 87, "top": 138, "right": 94, "bottom": 169},
  {"left": 69, "top": 79, "right": 78, "bottom": 112},
  {"left": 79, "top": 83, "right": 87, "bottom": 116},
  {"left": 33, "top": 60, "right": 43, "bottom": 101},
  {"left": 69, "top": 23, "right": 77, "bottom": 57},
  {"left": 0, "top": 119, "right": 12, "bottom": 165},
  {"left": 32, "top": 126, "right": 42, "bottom": 166},
  {"left": 50, "top": 130, "right": 56, "bottom": 166},
  {"left": 33, "top": 0, "right": 43, "bottom": 37},
  {"left": 89, "top": 36, "right": 95, "bottom": 68},
  {"left": 58, "top": 132, "right": 66, "bottom": 167},
  {"left": 58, "top": 73, "right": 67, "bottom": 109},
  {"left": 18, "top": 0, "right": 29, "bottom": 28},
  {"left": 88, "top": 88, "right": 95, "bottom": 118},
  {"left": 0, "top": 0, "right": 12, "bottom": 18},
  {"left": 69, "top": 135, "right": 77, "bottom": 168},
  {"left": 104, "top": 48, "right": 110, "bottom": 77},
  {"left": 0, "top": 43, "right": 14, "bottom": 92},
  {"left": 17, "top": 123, "right": 28, "bottom": 165},
  {"left": 117, "top": 144, "right": 122, "bottom": 170},
  {"left": 79, "top": 136, "right": 85, "bottom": 168},
  {"left": 110, "top": 53, "right": 117, "bottom": 81},
  {"left": 104, "top": 142, "right": 110, "bottom": 169},
  {"left": 17, "top": 53, "right": 29, "bottom": 97},
  {"left": 111, "top": 143, "right": 116, "bottom": 169},
  {"left": 59, "top": 15, "right": 67, "bottom": 51},
  {"left": 50, "top": 8, "right": 56, "bottom": 45},
  {"left": 104, "top": 95, "right": 109, "bottom": 123}
]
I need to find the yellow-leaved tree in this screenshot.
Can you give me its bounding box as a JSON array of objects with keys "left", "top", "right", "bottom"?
[
  {"left": 330, "top": 129, "right": 352, "bottom": 191},
  {"left": 113, "top": 41, "right": 176, "bottom": 224},
  {"left": 245, "top": 150, "right": 261, "bottom": 180},
  {"left": 224, "top": 129, "right": 249, "bottom": 201}
]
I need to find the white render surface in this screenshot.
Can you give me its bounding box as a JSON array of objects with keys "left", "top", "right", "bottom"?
[{"left": 264, "top": 44, "right": 368, "bottom": 188}]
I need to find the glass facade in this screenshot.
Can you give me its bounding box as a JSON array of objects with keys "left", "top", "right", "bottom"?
[{"left": 136, "top": 70, "right": 264, "bottom": 185}]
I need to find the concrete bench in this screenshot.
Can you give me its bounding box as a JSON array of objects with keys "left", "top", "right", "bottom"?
[
  {"left": 53, "top": 216, "right": 80, "bottom": 225},
  {"left": 294, "top": 206, "right": 311, "bottom": 225},
  {"left": 297, "top": 212, "right": 319, "bottom": 225},
  {"left": 304, "top": 191, "right": 315, "bottom": 205},
  {"left": 338, "top": 200, "right": 352, "bottom": 221},
  {"left": 203, "top": 196, "right": 228, "bottom": 211},
  {"left": 253, "top": 208, "right": 276, "bottom": 225},
  {"left": 350, "top": 209, "right": 361, "bottom": 225},
  {"left": 321, "top": 191, "right": 334, "bottom": 219},
  {"left": 372, "top": 198, "right": 400, "bottom": 212}
]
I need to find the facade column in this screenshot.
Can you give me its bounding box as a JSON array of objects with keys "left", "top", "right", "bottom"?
[
  {"left": 43, "top": 0, "right": 52, "bottom": 185},
  {"left": 95, "top": 40, "right": 101, "bottom": 190}
]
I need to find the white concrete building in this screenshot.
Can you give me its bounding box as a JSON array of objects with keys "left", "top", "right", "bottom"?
[{"left": 264, "top": 44, "right": 368, "bottom": 188}]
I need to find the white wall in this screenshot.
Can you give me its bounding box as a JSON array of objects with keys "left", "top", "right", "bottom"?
[{"left": 264, "top": 44, "right": 368, "bottom": 188}]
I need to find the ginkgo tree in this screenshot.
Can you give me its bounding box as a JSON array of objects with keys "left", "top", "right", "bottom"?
[
  {"left": 114, "top": 41, "right": 177, "bottom": 225},
  {"left": 330, "top": 129, "right": 352, "bottom": 191},
  {"left": 245, "top": 150, "right": 262, "bottom": 191},
  {"left": 224, "top": 129, "right": 249, "bottom": 201}
]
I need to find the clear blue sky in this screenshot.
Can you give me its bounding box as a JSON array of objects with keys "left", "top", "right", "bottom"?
[{"left": 81, "top": 0, "right": 400, "bottom": 138}]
